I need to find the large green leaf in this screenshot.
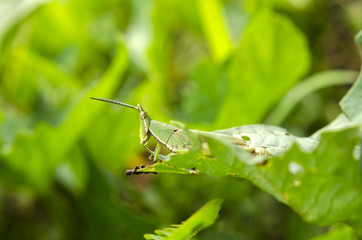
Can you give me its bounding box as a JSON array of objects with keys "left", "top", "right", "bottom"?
[
  {"left": 139, "top": 125, "right": 362, "bottom": 231},
  {"left": 136, "top": 30, "right": 362, "bottom": 233},
  {"left": 216, "top": 9, "right": 310, "bottom": 127},
  {"left": 181, "top": 60, "right": 227, "bottom": 123}
]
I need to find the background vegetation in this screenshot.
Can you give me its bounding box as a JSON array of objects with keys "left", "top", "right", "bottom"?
[{"left": 0, "top": 0, "right": 361, "bottom": 239}]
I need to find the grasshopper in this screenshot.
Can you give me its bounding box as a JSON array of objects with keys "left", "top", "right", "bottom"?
[
  {"left": 90, "top": 97, "right": 258, "bottom": 162},
  {"left": 90, "top": 97, "right": 355, "bottom": 175}
]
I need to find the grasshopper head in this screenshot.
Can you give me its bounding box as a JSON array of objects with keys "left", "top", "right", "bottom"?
[
  {"left": 90, "top": 97, "right": 151, "bottom": 143},
  {"left": 136, "top": 104, "right": 151, "bottom": 144}
]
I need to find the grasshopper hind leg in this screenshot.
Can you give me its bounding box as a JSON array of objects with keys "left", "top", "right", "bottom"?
[{"left": 141, "top": 128, "right": 178, "bottom": 162}]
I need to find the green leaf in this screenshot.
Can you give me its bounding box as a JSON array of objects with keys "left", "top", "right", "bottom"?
[
  {"left": 245, "top": 129, "right": 361, "bottom": 227},
  {"left": 144, "top": 199, "right": 223, "bottom": 240},
  {"left": 216, "top": 10, "right": 310, "bottom": 127},
  {"left": 310, "top": 225, "right": 358, "bottom": 240},
  {"left": 197, "top": 0, "right": 232, "bottom": 61},
  {"left": 181, "top": 60, "right": 227, "bottom": 123},
  {"left": 266, "top": 70, "right": 358, "bottom": 126},
  {"left": 340, "top": 31, "right": 362, "bottom": 124},
  {"left": 140, "top": 125, "right": 362, "bottom": 232}
]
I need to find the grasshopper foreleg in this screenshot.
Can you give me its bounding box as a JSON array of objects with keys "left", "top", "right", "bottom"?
[
  {"left": 153, "top": 143, "right": 162, "bottom": 161},
  {"left": 141, "top": 142, "right": 169, "bottom": 161}
]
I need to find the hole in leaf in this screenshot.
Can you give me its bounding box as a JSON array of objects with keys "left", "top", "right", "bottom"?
[{"left": 241, "top": 136, "right": 250, "bottom": 141}]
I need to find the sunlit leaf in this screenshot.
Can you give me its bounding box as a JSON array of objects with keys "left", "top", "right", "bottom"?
[
  {"left": 216, "top": 10, "right": 310, "bottom": 127},
  {"left": 197, "top": 0, "right": 232, "bottom": 61}
]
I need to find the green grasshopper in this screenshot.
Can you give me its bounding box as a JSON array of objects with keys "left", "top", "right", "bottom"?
[
  {"left": 90, "top": 97, "right": 255, "bottom": 162},
  {"left": 90, "top": 97, "right": 323, "bottom": 175}
]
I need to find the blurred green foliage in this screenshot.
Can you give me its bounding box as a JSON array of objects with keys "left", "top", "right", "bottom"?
[{"left": 0, "top": 0, "right": 361, "bottom": 239}]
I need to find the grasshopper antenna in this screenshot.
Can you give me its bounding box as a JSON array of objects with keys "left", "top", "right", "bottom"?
[{"left": 90, "top": 97, "right": 138, "bottom": 110}]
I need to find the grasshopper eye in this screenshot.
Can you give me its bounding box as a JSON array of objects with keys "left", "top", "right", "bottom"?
[{"left": 141, "top": 112, "right": 146, "bottom": 119}]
